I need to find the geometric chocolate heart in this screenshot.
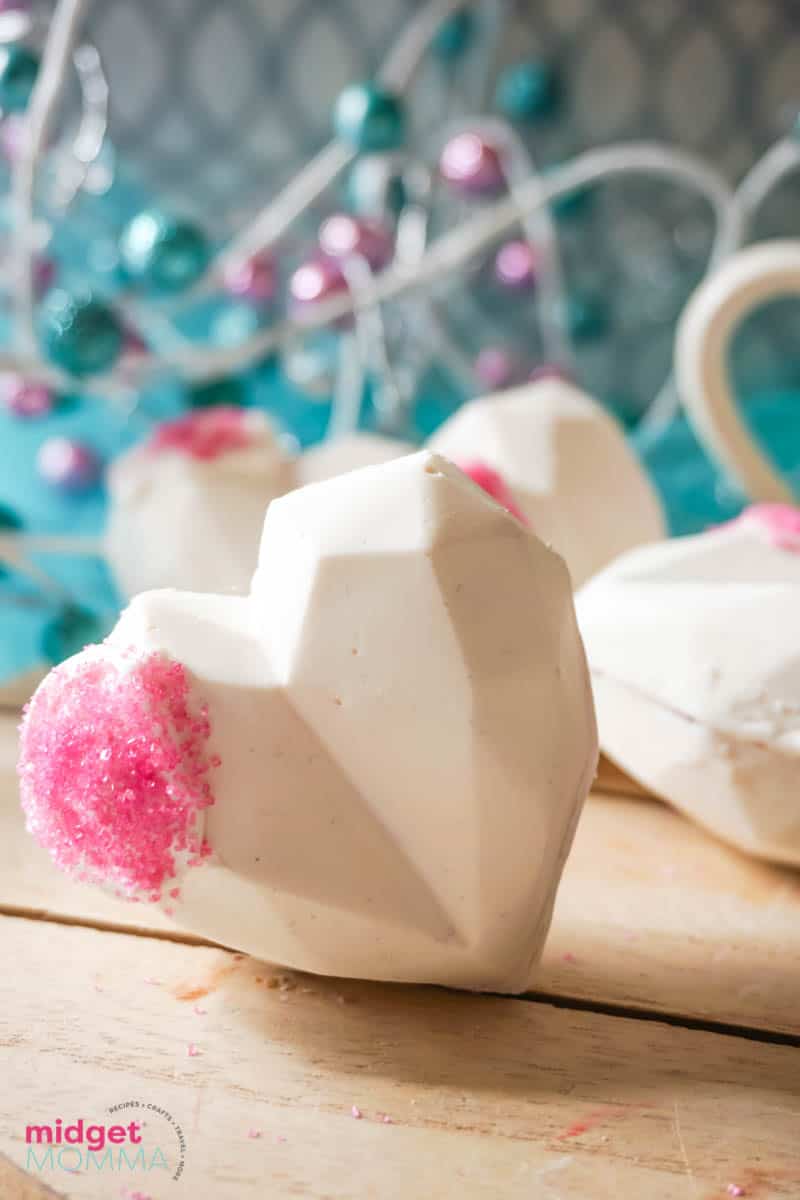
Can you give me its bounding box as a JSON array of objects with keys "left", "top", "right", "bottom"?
[
  {"left": 430, "top": 379, "right": 666, "bottom": 587},
  {"left": 577, "top": 505, "right": 800, "bottom": 866},
  {"left": 19, "top": 452, "right": 598, "bottom": 992}
]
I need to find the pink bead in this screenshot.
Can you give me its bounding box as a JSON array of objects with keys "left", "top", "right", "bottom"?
[
  {"left": 222, "top": 252, "right": 277, "bottom": 304},
  {"left": 439, "top": 132, "right": 506, "bottom": 196},
  {"left": 494, "top": 240, "right": 538, "bottom": 290},
  {"left": 474, "top": 347, "right": 516, "bottom": 390},
  {"left": 457, "top": 459, "right": 528, "bottom": 525},
  {"left": 289, "top": 257, "right": 348, "bottom": 306},
  {"left": 33, "top": 257, "right": 57, "bottom": 297},
  {"left": 149, "top": 405, "right": 253, "bottom": 462},
  {"left": 122, "top": 326, "right": 148, "bottom": 356},
  {"left": 37, "top": 437, "right": 101, "bottom": 493},
  {"left": 1, "top": 373, "right": 53, "bottom": 418},
  {"left": 528, "top": 363, "right": 572, "bottom": 385},
  {"left": 18, "top": 647, "right": 217, "bottom": 897},
  {"left": 318, "top": 214, "right": 393, "bottom": 271},
  {"left": 739, "top": 503, "right": 800, "bottom": 553}
]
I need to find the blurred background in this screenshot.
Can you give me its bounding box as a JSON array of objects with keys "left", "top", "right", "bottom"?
[{"left": 0, "top": 0, "right": 799, "bottom": 687}]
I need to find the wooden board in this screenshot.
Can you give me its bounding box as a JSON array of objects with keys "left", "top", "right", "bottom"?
[
  {"left": 1, "top": 914, "right": 798, "bottom": 1200},
  {"left": 3, "top": 714, "right": 799, "bottom": 1036}
]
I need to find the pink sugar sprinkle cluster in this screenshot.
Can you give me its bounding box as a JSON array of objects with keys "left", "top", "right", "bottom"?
[
  {"left": 739, "top": 503, "right": 800, "bottom": 553},
  {"left": 457, "top": 459, "right": 529, "bottom": 526},
  {"left": 148, "top": 405, "right": 254, "bottom": 461},
  {"left": 18, "top": 647, "right": 218, "bottom": 897}
]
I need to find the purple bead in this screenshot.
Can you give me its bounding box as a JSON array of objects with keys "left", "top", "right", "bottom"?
[
  {"left": 122, "top": 326, "right": 148, "bottom": 356},
  {"left": 439, "top": 132, "right": 506, "bottom": 196},
  {"left": 318, "top": 214, "right": 393, "bottom": 271},
  {"left": 1, "top": 373, "right": 53, "bottom": 418},
  {"left": 37, "top": 438, "right": 101, "bottom": 493},
  {"left": 221, "top": 252, "right": 277, "bottom": 304},
  {"left": 475, "top": 348, "right": 517, "bottom": 390},
  {"left": 288, "top": 257, "right": 353, "bottom": 329},
  {"left": 528, "top": 363, "right": 572, "bottom": 385},
  {"left": 494, "top": 240, "right": 538, "bottom": 291}
]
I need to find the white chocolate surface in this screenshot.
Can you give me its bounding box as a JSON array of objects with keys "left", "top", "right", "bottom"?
[
  {"left": 429, "top": 380, "right": 666, "bottom": 587},
  {"left": 577, "top": 515, "right": 800, "bottom": 865},
  {"left": 52, "top": 453, "right": 599, "bottom": 991}
]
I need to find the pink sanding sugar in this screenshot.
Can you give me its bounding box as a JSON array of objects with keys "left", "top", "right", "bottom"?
[
  {"left": 739, "top": 503, "right": 800, "bottom": 553},
  {"left": 457, "top": 459, "right": 529, "bottom": 526},
  {"left": 18, "top": 646, "right": 218, "bottom": 896},
  {"left": 148, "top": 405, "right": 254, "bottom": 461}
]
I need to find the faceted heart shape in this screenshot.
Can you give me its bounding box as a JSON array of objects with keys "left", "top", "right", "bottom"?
[
  {"left": 20, "top": 452, "right": 597, "bottom": 992},
  {"left": 429, "top": 379, "right": 665, "bottom": 587},
  {"left": 577, "top": 506, "right": 800, "bottom": 866}
]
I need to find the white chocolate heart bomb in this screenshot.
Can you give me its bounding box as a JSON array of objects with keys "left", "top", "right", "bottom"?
[
  {"left": 106, "top": 405, "right": 293, "bottom": 597},
  {"left": 297, "top": 431, "right": 414, "bottom": 485},
  {"left": 577, "top": 505, "right": 800, "bottom": 866},
  {"left": 429, "top": 379, "right": 666, "bottom": 586},
  {"left": 19, "top": 452, "right": 597, "bottom": 992}
]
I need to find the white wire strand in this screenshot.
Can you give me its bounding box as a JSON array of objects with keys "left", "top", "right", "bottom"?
[
  {"left": 126, "top": 142, "right": 742, "bottom": 386},
  {"left": 11, "top": 0, "right": 90, "bottom": 354},
  {"left": 464, "top": 114, "right": 572, "bottom": 367},
  {"left": 209, "top": 0, "right": 478, "bottom": 284}
]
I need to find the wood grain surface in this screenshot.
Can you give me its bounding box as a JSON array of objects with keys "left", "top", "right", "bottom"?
[
  {"left": 1, "top": 915, "right": 798, "bottom": 1200},
  {"left": 3, "top": 715, "right": 799, "bottom": 1035}
]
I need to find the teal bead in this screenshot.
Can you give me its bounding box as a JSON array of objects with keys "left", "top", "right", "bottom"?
[
  {"left": 188, "top": 376, "right": 246, "bottom": 409},
  {"left": 0, "top": 501, "right": 21, "bottom": 579},
  {"left": 39, "top": 289, "right": 123, "bottom": 376},
  {"left": 495, "top": 60, "right": 561, "bottom": 121},
  {"left": 567, "top": 293, "right": 609, "bottom": 343},
  {"left": 41, "top": 604, "right": 109, "bottom": 665},
  {"left": 433, "top": 9, "right": 474, "bottom": 59},
  {"left": 0, "top": 44, "right": 39, "bottom": 112},
  {"left": 212, "top": 302, "right": 262, "bottom": 348},
  {"left": 119, "top": 210, "right": 209, "bottom": 293},
  {"left": 334, "top": 82, "right": 405, "bottom": 153},
  {"left": 0, "top": 502, "right": 21, "bottom": 531},
  {"left": 347, "top": 156, "right": 407, "bottom": 217},
  {"left": 551, "top": 183, "right": 594, "bottom": 221}
]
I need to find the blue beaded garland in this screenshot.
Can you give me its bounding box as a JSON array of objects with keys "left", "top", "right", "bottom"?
[
  {"left": 334, "top": 82, "right": 405, "bottom": 153},
  {"left": 119, "top": 209, "right": 210, "bottom": 294},
  {"left": 38, "top": 288, "right": 123, "bottom": 376},
  {"left": 495, "top": 60, "right": 561, "bottom": 121},
  {"left": 0, "top": 44, "right": 39, "bottom": 112},
  {"left": 433, "top": 9, "right": 474, "bottom": 60}
]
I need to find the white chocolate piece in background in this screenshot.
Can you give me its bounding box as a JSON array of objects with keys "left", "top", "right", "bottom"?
[
  {"left": 429, "top": 380, "right": 666, "bottom": 587},
  {"left": 106, "top": 408, "right": 293, "bottom": 597},
  {"left": 576, "top": 508, "right": 800, "bottom": 866},
  {"left": 23, "top": 452, "right": 598, "bottom": 993},
  {"left": 297, "top": 431, "right": 414, "bottom": 485}
]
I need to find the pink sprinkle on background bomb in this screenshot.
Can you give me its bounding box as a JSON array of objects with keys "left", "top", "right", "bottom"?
[
  {"left": 149, "top": 405, "right": 254, "bottom": 462},
  {"left": 18, "top": 647, "right": 217, "bottom": 896},
  {"left": 739, "top": 503, "right": 800, "bottom": 553},
  {"left": 458, "top": 459, "right": 529, "bottom": 525}
]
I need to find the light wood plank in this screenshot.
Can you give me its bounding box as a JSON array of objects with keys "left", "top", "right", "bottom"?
[
  {"left": 1, "top": 914, "right": 798, "bottom": 1200},
  {"left": 4, "top": 715, "right": 800, "bottom": 1036}
]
